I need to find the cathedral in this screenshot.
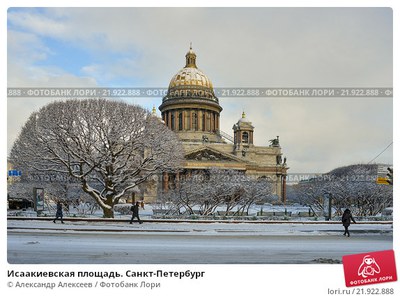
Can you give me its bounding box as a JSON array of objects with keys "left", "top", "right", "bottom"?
[{"left": 149, "top": 46, "right": 288, "bottom": 203}]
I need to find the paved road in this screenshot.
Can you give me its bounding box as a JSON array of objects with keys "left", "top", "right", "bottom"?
[{"left": 7, "top": 225, "right": 392, "bottom": 264}]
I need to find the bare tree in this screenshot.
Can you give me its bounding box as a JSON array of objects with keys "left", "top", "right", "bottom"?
[
  {"left": 237, "top": 177, "right": 272, "bottom": 215},
  {"left": 323, "top": 164, "right": 392, "bottom": 216},
  {"left": 158, "top": 168, "right": 273, "bottom": 216},
  {"left": 9, "top": 99, "right": 184, "bottom": 218},
  {"left": 293, "top": 164, "right": 392, "bottom": 217},
  {"left": 291, "top": 179, "right": 325, "bottom": 214}
]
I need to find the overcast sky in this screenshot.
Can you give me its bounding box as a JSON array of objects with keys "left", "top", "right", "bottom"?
[{"left": 7, "top": 7, "right": 393, "bottom": 174}]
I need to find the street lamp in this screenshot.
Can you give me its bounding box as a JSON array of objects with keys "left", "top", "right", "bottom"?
[{"left": 323, "top": 192, "right": 333, "bottom": 220}]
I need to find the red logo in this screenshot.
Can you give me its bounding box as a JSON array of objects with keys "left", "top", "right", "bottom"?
[{"left": 343, "top": 250, "right": 397, "bottom": 287}]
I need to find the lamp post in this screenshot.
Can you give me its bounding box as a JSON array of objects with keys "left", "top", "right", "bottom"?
[{"left": 323, "top": 192, "right": 333, "bottom": 220}]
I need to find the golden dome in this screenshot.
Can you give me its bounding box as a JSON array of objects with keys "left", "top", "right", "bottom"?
[
  {"left": 163, "top": 45, "right": 218, "bottom": 103},
  {"left": 168, "top": 45, "right": 213, "bottom": 90},
  {"left": 168, "top": 67, "right": 213, "bottom": 89}
]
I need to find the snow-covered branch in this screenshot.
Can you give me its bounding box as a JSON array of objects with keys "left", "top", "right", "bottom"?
[{"left": 9, "top": 99, "right": 184, "bottom": 218}]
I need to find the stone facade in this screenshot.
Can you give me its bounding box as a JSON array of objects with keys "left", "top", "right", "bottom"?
[{"left": 147, "top": 47, "right": 288, "bottom": 203}]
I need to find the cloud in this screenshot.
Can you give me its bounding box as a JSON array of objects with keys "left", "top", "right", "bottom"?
[
  {"left": 219, "top": 96, "right": 392, "bottom": 173},
  {"left": 8, "top": 10, "right": 69, "bottom": 38}
]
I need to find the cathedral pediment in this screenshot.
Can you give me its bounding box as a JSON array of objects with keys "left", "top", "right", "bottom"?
[{"left": 185, "top": 146, "right": 244, "bottom": 163}]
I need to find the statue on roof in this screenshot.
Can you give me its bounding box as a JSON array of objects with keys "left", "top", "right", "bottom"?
[{"left": 269, "top": 136, "right": 280, "bottom": 147}]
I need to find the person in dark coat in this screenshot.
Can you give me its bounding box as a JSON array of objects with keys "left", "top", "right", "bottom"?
[
  {"left": 341, "top": 208, "right": 356, "bottom": 237},
  {"left": 53, "top": 201, "right": 64, "bottom": 224},
  {"left": 130, "top": 201, "right": 143, "bottom": 224}
]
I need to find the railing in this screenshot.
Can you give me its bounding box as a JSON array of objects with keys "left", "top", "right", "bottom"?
[{"left": 217, "top": 130, "right": 234, "bottom": 143}]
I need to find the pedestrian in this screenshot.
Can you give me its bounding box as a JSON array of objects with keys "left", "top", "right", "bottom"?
[
  {"left": 341, "top": 208, "right": 356, "bottom": 237},
  {"left": 130, "top": 201, "right": 143, "bottom": 224},
  {"left": 53, "top": 201, "right": 64, "bottom": 224}
]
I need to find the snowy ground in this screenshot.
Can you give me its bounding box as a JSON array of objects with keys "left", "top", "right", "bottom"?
[{"left": 7, "top": 219, "right": 392, "bottom": 264}]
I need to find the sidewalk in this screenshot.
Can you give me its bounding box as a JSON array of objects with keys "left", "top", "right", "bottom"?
[
  {"left": 7, "top": 218, "right": 393, "bottom": 236},
  {"left": 7, "top": 216, "right": 393, "bottom": 225}
]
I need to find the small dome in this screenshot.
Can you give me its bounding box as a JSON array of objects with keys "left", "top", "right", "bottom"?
[{"left": 238, "top": 111, "right": 250, "bottom": 123}]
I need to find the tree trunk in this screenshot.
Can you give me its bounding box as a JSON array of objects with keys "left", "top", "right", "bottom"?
[
  {"left": 103, "top": 207, "right": 114, "bottom": 218},
  {"left": 103, "top": 196, "right": 114, "bottom": 218}
]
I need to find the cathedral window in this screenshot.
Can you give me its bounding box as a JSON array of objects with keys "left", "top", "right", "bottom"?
[
  {"left": 178, "top": 112, "right": 183, "bottom": 130},
  {"left": 242, "top": 132, "right": 249, "bottom": 143},
  {"left": 171, "top": 113, "right": 175, "bottom": 130}
]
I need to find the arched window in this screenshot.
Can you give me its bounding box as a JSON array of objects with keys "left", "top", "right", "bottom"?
[
  {"left": 178, "top": 112, "right": 183, "bottom": 131},
  {"left": 171, "top": 113, "right": 175, "bottom": 130},
  {"left": 242, "top": 132, "right": 249, "bottom": 143}
]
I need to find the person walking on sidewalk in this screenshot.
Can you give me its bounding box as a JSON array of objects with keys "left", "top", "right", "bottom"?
[
  {"left": 342, "top": 208, "right": 356, "bottom": 237},
  {"left": 130, "top": 201, "right": 143, "bottom": 224},
  {"left": 53, "top": 201, "right": 64, "bottom": 224}
]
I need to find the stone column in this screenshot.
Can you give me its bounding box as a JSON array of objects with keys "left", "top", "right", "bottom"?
[
  {"left": 175, "top": 172, "right": 180, "bottom": 189},
  {"left": 282, "top": 175, "right": 287, "bottom": 205},
  {"left": 189, "top": 110, "right": 192, "bottom": 130},
  {"left": 174, "top": 110, "right": 178, "bottom": 130},
  {"left": 162, "top": 172, "right": 169, "bottom": 191},
  {"left": 199, "top": 110, "right": 203, "bottom": 131},
  {"left": 211, "top": 112, "right": 214, "bottom": 132}
]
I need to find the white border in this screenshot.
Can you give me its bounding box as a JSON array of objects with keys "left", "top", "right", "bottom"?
[{"left": 1, "top": 1, "right": 398, "bottom": 298}]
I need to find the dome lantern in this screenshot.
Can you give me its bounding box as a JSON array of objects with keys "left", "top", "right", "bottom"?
[{"left": 185, "top": 43, "right": 197, "bottom": 68}]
